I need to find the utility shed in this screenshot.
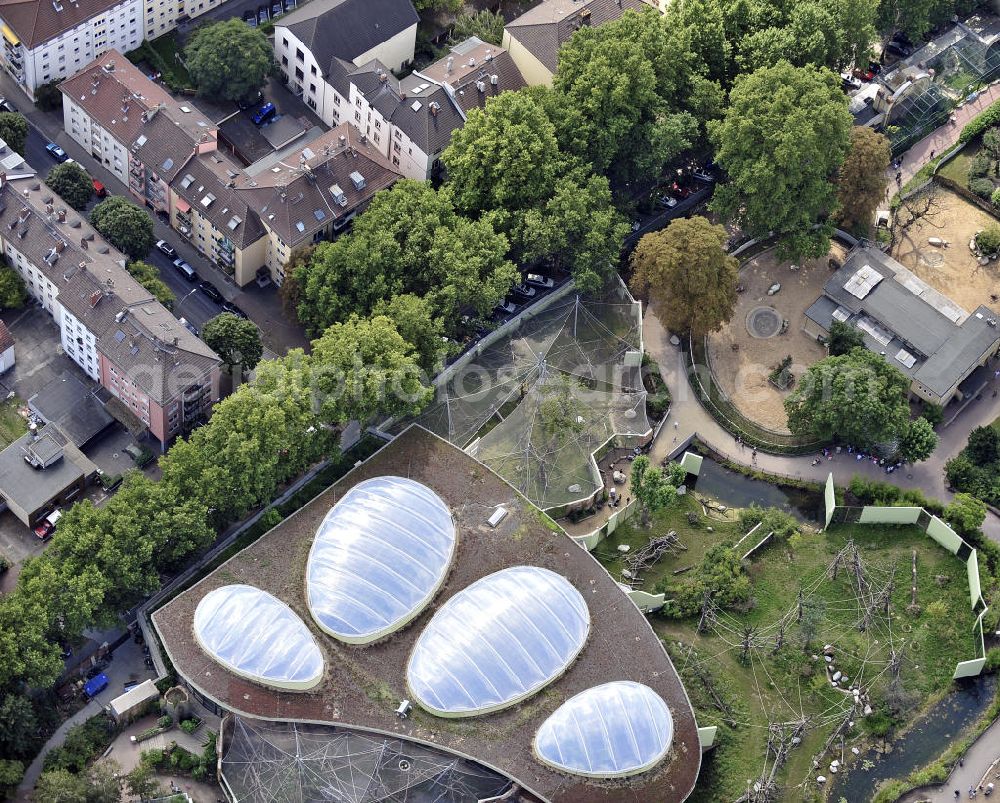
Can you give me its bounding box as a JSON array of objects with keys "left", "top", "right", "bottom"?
[{"left": 110, "top": 679, "right": 160, "bottom": 723}]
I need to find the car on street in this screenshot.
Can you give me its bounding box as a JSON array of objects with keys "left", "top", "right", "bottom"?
[
  {"left": 657, "top": 194, "right": 678, "bottom": 208},
  {"left": 511, "top": 283, "right": 536, "bottom": 302},
  {"left": 45, "top": 143, "right": 67, "bottom": 162},
  {"left": 156, "top": 240, "right": 176, "bottom": 258},
  {"left": 257, "top": 4, "right": 270, "bottom": 23},
  {"left": 671, "top": 181, "right": 692, "bottom": 199},
  {"left": 242, "top": 9, "right": 257, "bottom": 25},
  {"left": 221, "top": 300, "right": 248, "bottom": 319},
  {"left": 271, "top": 1, "right": 283, "bottom": 16},
  {"left": 524, "top": 272, "right": 554, "bottom": 290},
  {"left": 92, "top": 179, "right": 107, "bottom": 197},
  {"left": 172, "top": 258, "right": 197, "bottom": 281},
  {"left": 198, "top": 280, "right": 223, "bottom": 303},
  {"left": 179, "top": 317, "right": 199, "bottom": 337},
  {"left": 0, "top": 98, "right": 17, "bottom": 113},
  {"left": 493, "top": 300, "right": 517, "bottom": 318},
  {"left": 691, "top": 168, "right": 715, "bottom": 182}
]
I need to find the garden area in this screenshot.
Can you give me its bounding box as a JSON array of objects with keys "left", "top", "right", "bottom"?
[
  {"left": 705, "top": 244, "right": 841, "bottom": 434},
  {"left": 0, "top": 397, "right": 26, "bottom": 450},
  {"left": 946, "top": 420, "right": 1000, "bottom": 507},
  {"left": 596, "top": 493, "right": 980, "bottom": 802},
  {"left": 125, "top": 32, "right": 193, "bottom": 93}
]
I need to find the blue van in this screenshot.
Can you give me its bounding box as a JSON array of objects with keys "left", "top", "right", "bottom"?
[
  {"left": 83, "top": 673, "right": 109, "bottom": 698},
  {"left": 251, "top": 102, "right": 276, "bottom": 126}
]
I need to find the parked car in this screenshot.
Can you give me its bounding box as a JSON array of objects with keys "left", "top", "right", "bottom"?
[
  {"left": 524, "top": 272, "right": 554, "bottom": 290},
  {"left": 83, "top": 673, "right": 109, "bottom": 699},
  {"left": 198, "top": 280, "right": 223, "bottom": 303},
  {"left": 123, "top": 443, "right": 154, "bottom": 467},
  {"left": 0, "top": 98, "right": 17, "bottom": 113},
  {"left": 242, "top": 9, "right": 257, "bottom": 26},
  {"left": 33, "top": 509, "right": 61, "bottom": 540},
  {"left": 172, "top": 258, "right": 197, "bottom": 281},
  {"left": 692, "top": 168, "right": 715, "bottom": 183},
  {"left": 221, "top": 300, "right": 248, "bottom": 319},
  {"left": 511, "top": 283, "right": 536, "bottom": 301},
  {"left": 657, "top": 194, "right": 678, "bottom": 209},
  {"left": 156, "top": 240, "right": 176, "bottom": 258},
  {"left": 840, "top": 72, "right": 863, "bottom": 92},
  {"left": 671, "top": 182, "right": 692, "bottom": 199},
  {"left": 251, "top": 101, "right": 276, "bottom": 126},
  {"left": 45, "top": 143, "right": 68, "bottom": 162},
  {"left": 493, "top": 300, "right": 517, "bottom": 317},
  {"left": 271, "top": 1, "right": 283, "bottom": 16},
  {"left": 179, "top": 317, "right": 199, "bottom": 337},
  {"left": 257, "top": 4, "right": 270, "bottom": 23},
  {"left": 885, "top": 38, "right": 913, "bottom": 58},
  {"left": 91, "top": 179, "right": 107, "bottom": 197},
  {"left": 283, "top": 0, "right": 296, "bottom": 9}
]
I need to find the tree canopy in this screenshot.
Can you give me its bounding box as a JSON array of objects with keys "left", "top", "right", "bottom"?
[
  {"left": 0, "top": 113, "right": 27, "bottom": 156},
  {"left": 784, "top": 348, "right": 911, "bottom": 447},
  {"left": 449, "top": 9, "right": 505, "bottom": 45},
  {"left": 125, "top": 261, "right": 174, "bottom": 308},
  {"left": 827, "top": 319, "right": 866, "bottom": 356},
  {"left": 943, "top": 492, "right": 987, "bottom": 539},
  {"left": 45, "top": 162, "right": 92, "bottom": 211},
  {"left": 294, "top": 180, "right": 516, "bottom": 337},
  {"left": 371, "top": 293, "right": 445, "bottom": 376},
  {"left": 89, "top": 197, "right": 154, "bottom": 260},
  {"left": 710, "top": 61, "right": 852, "bottom": 260},
  {"left": 185, "top": 19, "right": 273, "bottom": 103},
  {"left": 836, "top": 127, "right": 891, "bottom": 233},
  {"left": 629, "top": 216, "right": 738, "bottom": 336},
  {"left": 899, "top": 416, "right": 938, "bottom": 463},
  {"left": 202, "top": 312, "right": 263, "bottom": 372},
  {"left": 0, "top": 265, "right": 26, "bottom": 309}
]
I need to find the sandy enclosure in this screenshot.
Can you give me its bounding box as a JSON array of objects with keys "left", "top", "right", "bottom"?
[
  {"left": 706, "top": 246, "right": 844, "bottom": 433},
  {"left": 893, "top": 185, "right": 1000, "bottom": 315}
]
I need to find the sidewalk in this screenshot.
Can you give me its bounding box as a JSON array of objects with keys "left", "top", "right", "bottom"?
[
  {"left": 642, "top": 308, "right": 1000, "bottom": 542},
  {"left": 897, "top": 716, "right": 1000, "bottom": 802}
]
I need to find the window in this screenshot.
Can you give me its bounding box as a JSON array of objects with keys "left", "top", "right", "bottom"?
[
  {"left": 355, "top": 111, "right": 360, "bottom": 122},
  {"left": 310, "top": 65, "right": 316, "bottom": 75},
  {"left": 393, "top": 142, "right": 400, "bottom": 153},
  {"left": 282, "top": 55, "right": 288, "bottom": 66},
  {"left": 334, "top": 95, "right": 340, "bottom": 106},
  {"left": 309, "top": 83, "right": 316, "bottom": 94},
  {"left": 296, "top": 48, "right": 304, "bottom": 61},
  {"left": 295, "top": 66, "right": 303, "bottom": 80},
  {"left": 282, "top": 37, "right": 288, "bottom": 47},
  {"left": 392, "top": 156, "right": 399, "bottom": 166},
  {"left": 374, "top": 119, "right": 380, "bottom": 129}
]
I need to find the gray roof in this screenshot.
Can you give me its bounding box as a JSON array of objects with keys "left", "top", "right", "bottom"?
[
  {"left": 279, "top": 0, "right": 418, "bottom": 69},
  {"left": 811, "top": 246, "right": 1000, "bottom": 397},
  {"left": 170, "top": 155, "right": 267, "bottom": 250},
  {"left": 0, "top": 425, "right": 95, "bottom": 514},
  {"left": 29, "top": 371, "right": 113, "bottom": 447}
]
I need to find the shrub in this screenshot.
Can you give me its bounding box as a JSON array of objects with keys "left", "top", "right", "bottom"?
[
  {"left": 975, "top": 226, "right": 1000, "bottom": 255},
  {"left": 921, "top": 402, "right": 944, "bottom": 426},
  {"left": 959, "top": 101, "right": 1000, "bottom": 143},
  {"left": 179, "top": 719, "right": 198, "bottom": 734},
  {"left": 992, "top": 188, "right": 1000, "bottom": 207},
  {"left": 969, "top": 152, "right": 991, "bottom": 180},
  {"left": 0, "top": 554, "right": 9, "bottom": 574},
  {"left": 970, "top": 177, "right": 995, "bottom": 199},
  {"left": 157, "top": 715, "right": 172, "bottom": 729}
]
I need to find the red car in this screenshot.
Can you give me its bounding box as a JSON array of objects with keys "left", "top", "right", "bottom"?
[
  {"left": 671, "top": 181, "right": 692, "bottom": 199},
  {"left": 92, "top": 179, "right": 107, "bottom": 197},
  {"left": 33, "top": 509, "right": 61, "bottom": 540}
]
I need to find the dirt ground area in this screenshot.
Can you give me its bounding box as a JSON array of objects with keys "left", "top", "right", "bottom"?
[
  {"left": 893, "top": 185, "right": 1000, "bottom": 314},
  {"left": 707, "top": 245, "right": 844, "bottom": 432}
]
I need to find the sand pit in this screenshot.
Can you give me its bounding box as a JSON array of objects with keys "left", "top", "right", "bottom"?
[
  {"left": 706, "top": 246, "right": 843, "bottom": 432},
  {"left": 893, "top": 185, "right": 1000, "bottom": 315}
]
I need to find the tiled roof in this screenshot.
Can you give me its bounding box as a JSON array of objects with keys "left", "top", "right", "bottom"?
[
  {"left": 420, "top": 39, "right": 526, "bottom": 114},
  {"left": 0, "top": 319, "right": 12, "bottom": 352},
  {"left": 0, "top": 175, "right": 219, "bottom": 404},
  {"left": 169, "top": 154, "right": 267, "bottom": 250},
  {"left": 236, "top": 122, "right": 400, "bottom": 248},
  {"left": 278, "top": 0, "right": 418, "bottom": 69},
  {"left": 0, "top": 0, "right": 125, "bottom": 50},
  {"left": 131, "top": 111, "right": 200, "bottom": 183},
  {"left": 504, "top": 0, "right": 649, "bottom": 73}
]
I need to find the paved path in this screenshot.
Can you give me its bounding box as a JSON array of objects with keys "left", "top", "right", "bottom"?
[
  {"left": 17, "top": 699, "right": 101, "bottom": 795},
  {"left": 897, "top": 715, "right": 1000, "bottom": 802},
  {"left": 642, "top": 309, "right": 1000, "bottom": 542}
]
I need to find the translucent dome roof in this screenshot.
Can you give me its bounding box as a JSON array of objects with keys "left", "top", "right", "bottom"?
[
  {"left": 533, "top": 681, "right": 673, "bottom": 778},
  {"left": 407, "top": 566, "right": 590, "bottom": 717},
  {"left": 306, "top": 476, "right": 456, "bottom": 644},
  {"left": 193, "top": 585, "right": 324, "bottom": 691}
]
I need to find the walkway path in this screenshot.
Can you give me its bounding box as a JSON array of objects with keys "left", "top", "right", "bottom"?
[
  {"left": 17, "top": 700, "right": 101, "bottom": 795},
  {"left": 641, "top": 309, "right": 1000, "bottom": 542},
  {"left": 897, "top": 715, "right": 1000, "bottom": 802}
]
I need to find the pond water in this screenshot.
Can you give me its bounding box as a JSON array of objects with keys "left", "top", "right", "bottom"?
[
  {"left": 829, "top": 673, "right": 997, "bottom": 802},
  {"left": 688, "top": 454, "right": 820, "bottom": 523}
]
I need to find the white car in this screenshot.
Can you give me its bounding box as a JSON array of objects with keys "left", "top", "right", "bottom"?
[{"left": 156, "top": 240, "right": 177, "bottom": 258}]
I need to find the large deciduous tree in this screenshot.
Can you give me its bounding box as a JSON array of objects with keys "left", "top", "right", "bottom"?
[
  {"left": 629, "top": 216, "right": 738, "bottom": 336},
  {"left": 202, "top": 312, "right": 263, "bottom": 372},
  {"left": 45, "top": 162, "right": 92, "bottom": 211},
  {"left": 185, "top": 19, "right": 273, "bottom": 103},
  {"left": 294, "top": 180, "right": 516, "bottom": 336},
  {"left": 784, "top": 348, "right": 911, "bottom": 447},
  {"left": 0, "top": 113, "right": 27, "bottom": 155},
  {"left": 0, "top": 265, "right": 26, "bottom": 309},
  {"left": 309, "top": 314, "right": 432, "bottom": 425},
  {"left": 125, "top": 261, "right": 175, "bottom": 308},
  {"left": 372, "top": 294, "right": 445, "bottom": 376},
  {"left": 899, "top": 416, "right": 938, "bottom": 462},
  {"left": 943, "top": 492, "right": 987, "bottom": 539},
  {"left": 827, "top": 320, "right": 866, "bottom": 356},
  {"left": 836, "top": 127, "right": 891, "bottom": 233},
  {"left": 89, "top": 197, "right": 154, "bottom": 260},
  {"left": 710, "top": 61, "right": 851, "bottom": 260}
]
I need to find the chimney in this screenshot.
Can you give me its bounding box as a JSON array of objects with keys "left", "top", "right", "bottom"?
[
  {"left": 89, "top": 290, "right": 101, "bottom": 307},
  {"left": 57, "top": 209, "right": 66, "bottom": 222},
  {"left": 476, "top": 80, "right": 485, "bottom": 93},
  {"left": 429, "top": 101, "right": 440, "bottom": 116},
  {"left": 338, "top": 134, "right": 346, "bottom": 146},
  {"left": 55, "top": 239, "right": 65, "bottom": 252}
]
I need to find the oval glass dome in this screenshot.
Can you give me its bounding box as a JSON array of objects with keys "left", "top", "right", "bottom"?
[
  {"left": 193, "top": 585, "right": 323, "bottom": 691},
  {"left": 407, "top": 566, "right": 590, "bottom": 717},
  {"left": 306, "top": 476, "right": 456, "bottom": 644},
  {"left": 533, "top": 681, "right": 673, "bottom": 778}
]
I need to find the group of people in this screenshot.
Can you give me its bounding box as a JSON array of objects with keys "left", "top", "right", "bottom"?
[{"left": 957, "top": 783, "right": 995, "bottom": 798}]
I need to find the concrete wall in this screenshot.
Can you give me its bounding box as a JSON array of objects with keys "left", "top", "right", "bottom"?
[
  {"left": 626, "top": 589, "right": 665, "bottom": 613},
  {"left": 824, "top": 473, "right": 835, "bottom": 529},
  {"left": 501, "top": 30, "right": 553, "bottom": 86},
  {"left": 927, "top": 515, "right": 964, "bottom": 555},
  {"left": 858, "top": 506, "right": 922, "bottom": 524}
]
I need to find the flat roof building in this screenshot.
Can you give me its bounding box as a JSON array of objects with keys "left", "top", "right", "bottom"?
[
  {"left": 803, "top": 245, "right": 1000, "bottom": 406},
  {"left": 153, "top": 425, "right": 701, "bottom": 803}
]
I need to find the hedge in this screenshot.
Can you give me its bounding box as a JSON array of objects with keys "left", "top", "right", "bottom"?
[{"left": 959, "top": 100, "right": 1000, "bottom": 144}]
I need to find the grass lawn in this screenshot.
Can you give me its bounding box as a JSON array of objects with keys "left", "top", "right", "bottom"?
[
  {"left": 937, "top": 138, "right": 979, "bottom": 186},
  {"left": 126, "top": 32, "right": 192, "bottom": 90},
  {"left": 0, "top": 397, "right": 27, "bottom": 449},
  {"left": 596, "top": 503, "right": 978, "bottom": 803}
]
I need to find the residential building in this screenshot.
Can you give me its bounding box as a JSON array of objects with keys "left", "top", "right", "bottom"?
[
  {"left": 502, "top": 0, "right": 649, "bottom": 85},
  {"left": 0, "top": 320, "right": 13, "bottom": 373},
  {"left": 285, "top": 37, "right": 524, "bottom": 180},
  {"left": 0, "top": 0, "right": 142, "bottom": 98},
  {"left": 0, "top": 165, "right": 221, "bottom": 446},
  {"left": 0, "top": 423, "right": 97, "bottom": 527},
  {"left": 143, "top": 0, "right": 228, "bottom": 40},
  {"left": 803, "top": 245, "right": 1000, "bottom": 407},
  {"left": 274, "top": 0, "right": 418, "bottom": 96}
]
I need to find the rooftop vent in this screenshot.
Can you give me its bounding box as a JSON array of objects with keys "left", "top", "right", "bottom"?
[
  {"left": 201, "top": 193, "right": 216, "bottom": 208},
  {"left": 395, "top": 700, "right": 411, "bottom": 719},
  {"left": 490, "top": 73, "right": 498, "bottom": 85},
  {"left": 429, "top": 101, "right": 440, "bottom": 116},
  {"left": 329, "top": 184, "right": 347, "bottom": 206},
  {"left": 349, "top": 171, "right": 365, "bottom": 191},
  {"left": 487, "top": 505, "right": 508, "bottom": 528},
  {"left": 475, "top": 80, "right": 485, "bottom": 93}
]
